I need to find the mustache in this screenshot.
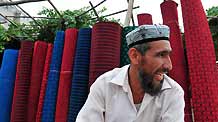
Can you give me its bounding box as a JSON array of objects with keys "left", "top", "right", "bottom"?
[{"left": 156, "top": 68, "right": 169, "bottom": 74}]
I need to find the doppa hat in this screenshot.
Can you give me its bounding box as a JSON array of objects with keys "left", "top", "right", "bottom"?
[{"left": 126, "top": 24, "right": 170, "bottom": 47}]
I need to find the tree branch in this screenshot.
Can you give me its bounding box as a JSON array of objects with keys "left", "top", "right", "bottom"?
[{"left": 0, "top": 0, "right": 47, "bottom": 6}]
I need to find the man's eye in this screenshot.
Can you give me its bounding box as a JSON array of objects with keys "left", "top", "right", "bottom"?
[
  {"left": 159, "top": 53, "right": 165, "bottom": 57},
  {"left": 157, "top": 52, "right": 168, "bottom": 57}
]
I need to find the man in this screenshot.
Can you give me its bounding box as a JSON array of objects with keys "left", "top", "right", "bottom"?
[{"left": 76, "top": 24, "right": 185, "bottom": 122}]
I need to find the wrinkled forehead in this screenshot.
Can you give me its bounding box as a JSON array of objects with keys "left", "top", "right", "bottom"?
[{"left": 148, "top": 40, "right": 172, "bottom": 52}]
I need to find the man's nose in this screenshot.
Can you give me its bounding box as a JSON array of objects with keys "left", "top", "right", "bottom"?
[{"left": 163, "top": 56, "right": 172, "bottom": 71}]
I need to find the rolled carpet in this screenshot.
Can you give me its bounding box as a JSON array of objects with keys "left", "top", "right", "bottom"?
[
  {"left": 0, "top": 49, "right": 18, "bottom": 122},
  {"left": 10, "top": 41, "right": 34, "bottom": 122},
  {"left": 55, "top": 28, "right": 78, "bottom": 122},
  {"left": 36, "top": 44, "right": 53, "bottom": 122},
  {"left": 27, "top": 41, "right": 48, "bottom": 122},
  {"left": 42, "top": 31, "right": 65, "bottom": 122},
  {"left": 68, "top": 28, "right": 91, "bottom": 122},
  {"left": 89, "top": 22, "right": 121, "bottom": 87}
]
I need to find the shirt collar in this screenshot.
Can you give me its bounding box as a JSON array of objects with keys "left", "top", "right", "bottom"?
[
  {"left": 109, "top": 65, "right": 130, "bottom": 92},
  {"left": 161, "top": 74, "right": 172, "bottom": 90}
]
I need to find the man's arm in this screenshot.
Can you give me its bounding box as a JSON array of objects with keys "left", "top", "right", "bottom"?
[
  {"left": 161, "top": 89, "right": 185, "bottom": 122},
  {"left": 76, "top": 77, "right": 105, "bottom": 122}
]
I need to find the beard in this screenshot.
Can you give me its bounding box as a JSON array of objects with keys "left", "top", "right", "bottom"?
[{"left": 138, "top": 68, "right": 164, "bottom": 96}]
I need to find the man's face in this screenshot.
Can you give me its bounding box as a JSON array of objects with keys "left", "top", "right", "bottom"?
[{"left": 137, "top": 40, "right": 172, "bottom": 96}]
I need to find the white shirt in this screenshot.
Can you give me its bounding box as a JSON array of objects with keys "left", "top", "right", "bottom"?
[{"left": 76, "top": 65, "right": 185, "bottom": 122}]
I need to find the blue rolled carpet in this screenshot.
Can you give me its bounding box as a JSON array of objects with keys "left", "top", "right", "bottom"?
[
  {"left": 42, "top": 31, "right": 65, "bottom": 122},
  {"left": 68, "top": 28, "right": 91, "bottom": 122},
  {"left": 0, "top": 49, "right": 18, "bottom": 122}
]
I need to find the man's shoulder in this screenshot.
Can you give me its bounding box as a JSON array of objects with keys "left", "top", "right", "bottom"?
[
  {"left": 97, "top": 67, "right": 124, "bottom": 80},
  {"left": 102, "top": 67, "right": 123, "bottom": 77},
  {"left": 93, "top": 65, "right": 129, "bottom": 86}
]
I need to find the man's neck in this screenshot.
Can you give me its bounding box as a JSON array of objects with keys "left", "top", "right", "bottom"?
[{"left": 128, "top": 65, "right": 144, "bottom": 104}]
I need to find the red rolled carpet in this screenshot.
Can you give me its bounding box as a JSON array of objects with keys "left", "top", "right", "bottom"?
[
  {"left": 10, "top": 41, "right": 34, "bottom": 122},
  {"left": 36, "top": 44, "right": 53, "bottom": 122},
  {"left": 89, "top": 22, "right": 121, "bottom": 87},
  {"left": 160, "top": 1, "right": 192, "bottom": 121},
  {"left": 27, "top": 41, "right": 48, "bottom": 122},
  {"left": 56, "top": 72, "right": 72, "bottom": 122},
  {"left": 58, "top": 28, "right": 78, "bottom": 71},
  {"left": 55, "top": 28, "right": 78, "bottom": 122},
  {"left": 137, "top": 13, "right": 153, "bottom": 25},
  {"left": 181, "top": 0, "right": 218, "bottom": 121},
  {"left": 160, "top": 1, "right": 178, "bottom": 24}
]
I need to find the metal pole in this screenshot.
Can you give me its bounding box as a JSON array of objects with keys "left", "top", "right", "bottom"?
[
  {"left": 0, "top": 0, "right": 47, "bottom": 6},
  {"left": 89, "top": 1, "right": 100, "bottom": 21},
  {"left": 0, "top": 21, "right": 7, "bottom": 24},
  {"left": 0, "top": 13, "right": 31, "bottom": 38},
  {"left": 91, "top": 6, "right": 139, "bottom": 20},
  {"left": 77, "top": 0, "right": 106, "bottom": 18},
  {"left": 0, "top": 13, "right": 18, "bottom": 27},
  {"left": 47, "top": 0, "right": 62, "bottom": 18},
  {"left": 47, "top": 0, "right": 65, "bottom": 29},
  {"left": 5, "top": 15, "right": 58, "bottom": 19},
  {"left": 8, "top": 0, "right": 41, "bottom": 26}
]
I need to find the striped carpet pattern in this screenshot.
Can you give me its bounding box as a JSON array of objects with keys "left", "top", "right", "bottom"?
[
  {"left": 0, "top": 49, "right": 19, "bottom": 122},
  {"left": 10, "top": 41, "right": 34, "bottom": 122},
  {"left": 27, "top": 41, "right": 48, "bottom": 122},
  {"left": 42, "top": 31, "right": 65, "bottom": 122},
  {"left": 89, "top": 22, "right": 121, "bottom": 87},
  {"left": 36, "top": 44, "right": 53, "bottom": 122},
  {"left": 68, "top": 28, "right": 92, "bottom": 122},
  {"left": 55, "top": 28, "right": 78, "bottom": 122}
]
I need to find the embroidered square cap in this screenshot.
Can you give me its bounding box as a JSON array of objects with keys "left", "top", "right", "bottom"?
[{"left": 126, "top": 24, "right": 170, "bottom": 47}]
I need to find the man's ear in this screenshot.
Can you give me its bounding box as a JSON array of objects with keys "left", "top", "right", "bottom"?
[{"left": 128, "top": 48, "right": 141, "bottom": 65}]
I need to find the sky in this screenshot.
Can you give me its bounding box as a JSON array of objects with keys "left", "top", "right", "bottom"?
[{"left": 18, "top": 0, "right": 218, "bottom": 29}]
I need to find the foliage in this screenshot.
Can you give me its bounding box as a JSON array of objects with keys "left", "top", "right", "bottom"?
[
  {"left": 0, "top": 22, "right": 29, "bottom": 52},
  {"left": 206, "top": 6, "right": 218, "bottom": 17},
  {"left": 0, "top": 25, "right": 5, "bottom": 52},
  {"left": 27, "top": 6, "right": 120, "bottom": 42},
  {"left": 206, "top": 6, "right": 218, "bottom": 59},
  {"left": 0, "top": 6, "right": 121, "bottom": 52}
]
